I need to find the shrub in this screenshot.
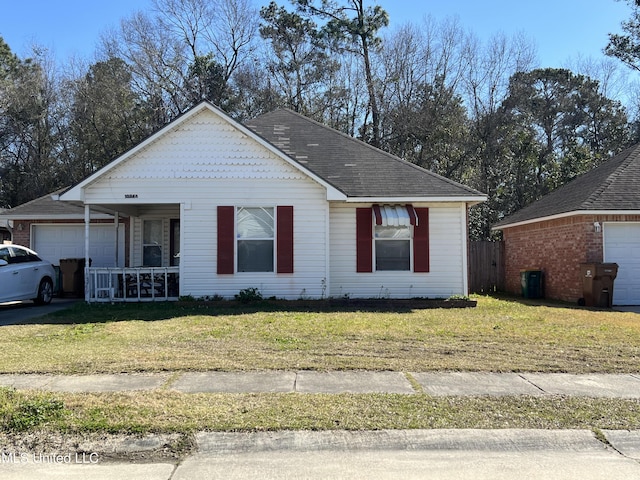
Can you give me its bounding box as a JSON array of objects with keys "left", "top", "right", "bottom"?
[{"left": 235, "top": 287, "right": 263, "bottom": 303}]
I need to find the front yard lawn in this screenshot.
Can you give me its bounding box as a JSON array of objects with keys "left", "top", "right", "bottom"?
[
  {"left": 2, "top": 295, "right": 638, "bottom": 374},
  {"left": 1, "top": 296, "right": 639, "bottom": 446}
]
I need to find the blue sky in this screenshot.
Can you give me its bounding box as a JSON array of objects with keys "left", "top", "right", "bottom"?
[{"left": 0, "top": 0, "right": 633, "bottom": 69}]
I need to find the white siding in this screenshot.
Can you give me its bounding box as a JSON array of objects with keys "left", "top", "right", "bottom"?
[
  {"left": 179, "top": 180, "right": 328, "bottom": 299},
  {"left": 329, "top": 203, "right": 467, "bottom": 299},
  {"left": 78, "top": 108, "right": 470, "bottom": 300},
  {"left": 82, "top": 109, "right": 307, "bottom": 204},
  {"left": 82, "top": 108, "right": 328, "bottom": 299}
]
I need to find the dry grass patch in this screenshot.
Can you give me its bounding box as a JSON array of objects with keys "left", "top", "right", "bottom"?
[
  {"left": 3, "top": 388, "right": 640, "bottom": 433},
  {"left": 0, "top": 296, "right": 638, "bottom": 374}
]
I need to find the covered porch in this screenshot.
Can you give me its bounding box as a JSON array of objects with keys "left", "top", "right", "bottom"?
[
  {"left": 76, "top": 202, "right": 182, "bottom": 302},
  {"left": 88, "top": 266, "right": 180, "bottom": 302}
]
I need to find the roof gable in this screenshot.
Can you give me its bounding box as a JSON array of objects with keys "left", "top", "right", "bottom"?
[
  {"left": 495, "top": 143, "right": 640, "bottom": 229},
  {"left": 105, "top": 108, "right": 309, "bottom": 182},
  {"left": 61, "top": 102, "right": 344, "bottom": 202},
  {"left": 247, "top": 109, "right": 485, "bottom": 200}
]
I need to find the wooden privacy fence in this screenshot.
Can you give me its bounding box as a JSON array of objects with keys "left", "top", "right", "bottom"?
[{"left": 468, "top": 241, "right": 505, "bottom": 294}]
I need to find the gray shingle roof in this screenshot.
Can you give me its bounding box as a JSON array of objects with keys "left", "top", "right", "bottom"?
[
  {"left": 0, "top": 188, "right": 85, "bottom": 218},
  {"left": 494, "top": 143, "right": 640, "bottom": 228},
  {"left": 246, "top": 109, "right": 484, "bottom": 199}
]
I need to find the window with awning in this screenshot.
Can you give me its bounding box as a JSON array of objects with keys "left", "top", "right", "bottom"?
[
  {"left": 372, "top": 204, "right": 418, "bottom": 227},
  {"left": 356, "top": 205, "right": 429, "bottom": 273}
]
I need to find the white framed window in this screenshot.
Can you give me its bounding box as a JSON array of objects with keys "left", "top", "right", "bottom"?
[
  {"left": 237, "top": 207, "right": 274, "bottom": 272},
  {"left": 375, "top": 224, "right": 411, "bottom": 271},
  {"left": 143, "top": 219, "right": 163, "bottom": 267}
]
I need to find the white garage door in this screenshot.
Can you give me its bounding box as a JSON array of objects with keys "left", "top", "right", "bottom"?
[
  {"left": 32, "top": 224, "right": 125, "bottom": 268},
  {"left": 604, "top": 223, "right": 640, "bottom": 306}
]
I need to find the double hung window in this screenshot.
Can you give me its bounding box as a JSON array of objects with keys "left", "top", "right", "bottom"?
[
  {"left": 356, "top": 205, "right": 429, "bottom": 273},
  {"left": 237, "top": 207, "right": 274, "bottom": 272},
  {"left": 375, "top": 224, "right": 411, "bottom": 271}
]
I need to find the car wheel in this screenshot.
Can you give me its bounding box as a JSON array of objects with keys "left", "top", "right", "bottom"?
[{"left": 34, "top": 278, "right": 53, "bottom": 305}]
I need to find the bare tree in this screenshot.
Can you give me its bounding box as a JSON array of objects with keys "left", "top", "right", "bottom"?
[
  {"left": 100, "top": 12, "right": 190, "bottom": 122},
  {"left": 462, "top": 32, "right": 537, "bottom": 239},
  {"left": 153, "top": 0, "right": 259, "bottom": 83}
]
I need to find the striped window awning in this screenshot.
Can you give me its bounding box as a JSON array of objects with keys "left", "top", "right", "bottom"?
[{"left": 372, "top": 204, "right": 418, "bottom": 227}]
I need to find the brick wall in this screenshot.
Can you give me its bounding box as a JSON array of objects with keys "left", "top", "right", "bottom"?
[{"left": 502, "top": 214, "right": 640, "bottom": 302}]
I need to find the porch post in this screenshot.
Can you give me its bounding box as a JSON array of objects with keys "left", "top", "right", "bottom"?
[
  {"left": 84, "top": 205, "right": 91, "bottom": 302},
  {"left": 114, "top": 211, "right": 120, "bottom": 267}
]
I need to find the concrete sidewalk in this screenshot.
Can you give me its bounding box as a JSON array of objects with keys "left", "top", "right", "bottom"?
[
  {"left": 1, "top": 370, "right": 640, "bottom": 397},
  {"left": 2, "top": 371, "right": 640, "bottom": 479}
]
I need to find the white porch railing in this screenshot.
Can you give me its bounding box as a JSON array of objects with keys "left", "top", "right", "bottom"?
[{"left": 87, "top": 267, "right": 180, "bottom": 302}]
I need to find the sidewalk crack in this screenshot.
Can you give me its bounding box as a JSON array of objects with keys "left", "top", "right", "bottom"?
[
  {"left": 404, "top": 372, "right": 423, "bottom": 393},
  {"left": 161, "top": 372, "right": 182, "bottom": 391},
  {"left": 592, "top": 429, "right": 629, "bottom": 459},
  {"left": 518, "top": 374, "right": 547, "bottom": 394}
]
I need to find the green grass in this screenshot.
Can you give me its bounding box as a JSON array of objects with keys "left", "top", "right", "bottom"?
[
  {"left": 2, "top": 296, "right": 639, "bottom": 374},
  {"left": 2, "top": 296, "right": 639, "bottom": 437},
  {"left": 3, "top": 388, "right": 640, "bottom": 433}
]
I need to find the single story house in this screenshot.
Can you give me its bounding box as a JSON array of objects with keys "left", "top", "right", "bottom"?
[
  {"left": 15, "top": 101, "right": 486, "bottom": 301},
  {"left": 493, "top": 143, "right": 640, "bottom": 306}
]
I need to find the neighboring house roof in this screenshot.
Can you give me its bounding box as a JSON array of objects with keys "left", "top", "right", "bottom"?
[
  {"left": 0, "top": 189, "right": 112, "bottom": 220},
  {"left": 494, "top": 143, "right": 640, "bottom": 229},
  {"left": 246, "top": 109, "right": 485, "bottom": 201}
]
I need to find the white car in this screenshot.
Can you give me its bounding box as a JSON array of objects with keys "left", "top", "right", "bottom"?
[{"left": 0, "top": 244, "right": 56, "bottom": 305}]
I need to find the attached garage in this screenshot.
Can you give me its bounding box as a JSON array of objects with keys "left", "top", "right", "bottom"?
[
  {"left": 604, "top": 223, "right": 640, "bottom": 306},
  {"left": 0, "top": 189, "right": 126, "bottom": 271},
  {"left": 32, "top": 224, "right": 125, "bottom": 268}
]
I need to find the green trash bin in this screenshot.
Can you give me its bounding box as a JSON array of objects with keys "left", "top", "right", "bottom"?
[{"left": 521, "top": 270, "right": 543, "bottom": 299}]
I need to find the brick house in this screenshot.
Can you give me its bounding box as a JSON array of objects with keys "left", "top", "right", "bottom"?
[{"left": 493, "top": 144, "right": 640, "bottom": 306}]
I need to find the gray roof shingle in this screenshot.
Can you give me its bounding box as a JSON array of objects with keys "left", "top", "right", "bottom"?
[
  {"left": 247, "top": 109, "right": 484, "bottom": 199},
  {"left": 494, "top": 143, "right": 640, "bottom": 228},
  {"left": 0, "top": 188, "right": 85, "bottom": 218}
]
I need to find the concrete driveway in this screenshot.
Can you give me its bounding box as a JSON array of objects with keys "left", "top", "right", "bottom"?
[{"left": 0, "top": 298, "right": 79, "bottom": 325}]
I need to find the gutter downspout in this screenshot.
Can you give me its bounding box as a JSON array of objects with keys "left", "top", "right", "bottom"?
[{"left": 461, "top": 203, "right": 470, "bottom": 296}]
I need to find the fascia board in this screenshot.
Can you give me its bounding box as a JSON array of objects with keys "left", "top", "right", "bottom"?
[
  {"left": 493, "top": 210, "right": 640, "bottom": 230},
  {"left": 0, "top": 214, "right": 114, "bottom": 220},
  {"left": 343, "top": 195, "right": 487, "bottom": 204}
]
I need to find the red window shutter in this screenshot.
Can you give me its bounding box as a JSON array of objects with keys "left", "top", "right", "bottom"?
[
  {"left": 277, "top": 206, "right": 294, "bottom": 273},
  {"left": 217, "top": 206, "right": 235, "bottom": 274},
  {"left": 356, "top": 207, "right": 373, "bottom": 273},
  {"left": 413, "top": 208, "right": 429, "bottom": 272}
]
